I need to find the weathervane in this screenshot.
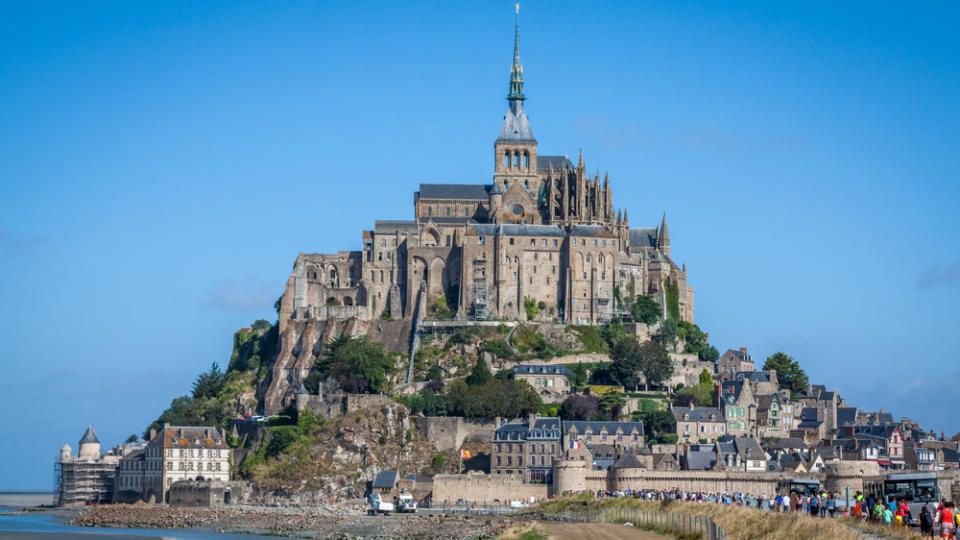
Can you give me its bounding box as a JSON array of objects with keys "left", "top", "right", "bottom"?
[{"left": 515, "top": 3, "right": 520, "bottom": 15}]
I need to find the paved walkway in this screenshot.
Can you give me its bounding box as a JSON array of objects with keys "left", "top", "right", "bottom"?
[{"left": 542, "top": 522, "right": 672, "bottom": 540}]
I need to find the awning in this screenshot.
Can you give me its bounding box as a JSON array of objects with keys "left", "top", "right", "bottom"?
[{"left": 876, "top": 459, "right": 892, "bottom": 465}]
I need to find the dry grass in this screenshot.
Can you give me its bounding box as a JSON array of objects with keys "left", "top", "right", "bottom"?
[{"left": 532, "top": 495, "right": 923, "bottom": 540}]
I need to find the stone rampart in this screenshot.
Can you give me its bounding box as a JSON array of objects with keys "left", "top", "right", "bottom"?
[
  {"left": 297, "top": 393, "right": 394, "bottom": 419},
  {"left": 432, "top": 472, "right": 549, "bottom": 504},
  {"left": 413, "top": 416, "right": 501, "bottom": 452}
]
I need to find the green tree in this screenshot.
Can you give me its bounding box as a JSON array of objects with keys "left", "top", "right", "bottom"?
[
  {"left": 630, "top": 294, "right": 662, "bottom": 325},
  {"left": 633, "top": 410, "right": 676, "bottom": 442},
  {"left": 569, "top": 362, "right": 589, "bottom": 387},
  {"left": 523, "top": 297, "right": 539, "bottom": 321},
  {"left": 465, "top": 357, "right": 493, "bottom": 386},
  {"left": 609, "top": 336, "right": 643, "bottom": 390},
  {"left": 600, "top": 318, "right": 628, "bottom": 349},
  {"left": 125, "top": 434, "right": 138, "bottom": 444},
  {"left": 192, "top": 362, "right": 224, "bottom": 399},
  {"left": 698, "top": 368, "right": 713, "bottom": 388},
  {"left": 763, "top": 351, "right": 809, "bottom": 393},
  {"left": 653, "top": 319, "right": 678, "bottom": 351},
  {"left": 314, "top": 336, "right": 396, "bottom": 394},
  {"left": 598, "top": 391, "right": 626, "bottom": 421},
  {"left": 638, "top": 341, "right": 673, "bottom": 390}
]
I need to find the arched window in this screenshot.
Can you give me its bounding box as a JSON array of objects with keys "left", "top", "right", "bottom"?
[
  {"left": 446, "top": 206, "right": 451, "bottom": 216},
  {"left": 427, "top": 207, "right": 432, "bottom": 216},
  {"left": 514, "top": 152, "right": 520, "bottom": 168},
  {"left": 504, "top": 152, "right": 510, "bottom": 168},
  {"left": 523, "top": 151, "right": 529, "bottom": 169},
  {"left": 524, "top": 180, "right": 529, "bottom": 190},
  {"left": 586, "top": 254, "right": 591, "bottom": 263},
  {"left": 330, "top": 269, "right": 336, "bottom": 279}
]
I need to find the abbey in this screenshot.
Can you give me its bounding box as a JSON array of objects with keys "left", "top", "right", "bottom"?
[{"left": 284, "top": 16, "right": 693, "bottom": 326}]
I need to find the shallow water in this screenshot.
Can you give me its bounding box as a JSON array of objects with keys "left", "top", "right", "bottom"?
[{"left": 0, "top": 512, "right": 286, "bottom": 539}]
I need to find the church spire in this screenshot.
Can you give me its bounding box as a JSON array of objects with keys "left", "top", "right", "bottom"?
[
  {"left": 658, "top": 212, "right": 671, "bottom": 256},
  {"left": 508, "top": 4, "right": 525, "bottom": 102}
]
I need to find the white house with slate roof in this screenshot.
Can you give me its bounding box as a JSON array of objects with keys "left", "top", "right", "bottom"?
[
  {"left": 513, "top": 364, "right": 572, "bottom": 401},
  {"left": 144, "top": 424, "right": 231, "bottom": 504}
]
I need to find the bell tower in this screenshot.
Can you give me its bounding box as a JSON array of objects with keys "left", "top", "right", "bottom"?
[{"left": 493, "top": 5, "right": 539, "bottom": 197}]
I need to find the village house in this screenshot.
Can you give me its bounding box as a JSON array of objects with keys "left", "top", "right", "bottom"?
[
  {"left": 718, "top": 348, "right": 753, "bottom": 381},
  {"left": 671, "top": 406, "right": 725, "bottom": 443},
  {"left": 491, "top": 416, "right": 563, "bottom": 483},
  {"left": 720, "top": 380, "right": 756, "bottom": 437},
  {"left": 512, "top": 364, "right": 572, "bottom": 402}
]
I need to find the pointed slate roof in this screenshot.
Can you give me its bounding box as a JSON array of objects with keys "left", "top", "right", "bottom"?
[
  {"left": 497, "top": 9, "right": 535, "bottom": 143},
  {"left": 80, "top": 425, "right": 99, "bottom": 444}
]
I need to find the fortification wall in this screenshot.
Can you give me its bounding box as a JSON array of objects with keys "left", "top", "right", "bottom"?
[
  {"left": 825, "top": 461, "right": 881, "bottom": 494},
  {"left": 413, "top": 417, "right": 500, "bottom": 452},
  {"left": 168, "top": 481, "right": 247, "bottom": 507},
  {"left": 297, "top": 393, "right": 394, "bottom": 419},
  {"left": 432, "top": 472, "right": 549, "bottom": 504}
]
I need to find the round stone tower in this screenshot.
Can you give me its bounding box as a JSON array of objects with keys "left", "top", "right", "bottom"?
[
  {"left": 824, "top": 461, "right": 881, "bottom": 494},
  {"left": 59, "top": 444, "right": 72, "bottom": 462},
  {"left": 553, "top": 459, "right": 587, "bottom": 494},
  {"left": 78, "top": 425, "right": 101, "bottom": 459}
]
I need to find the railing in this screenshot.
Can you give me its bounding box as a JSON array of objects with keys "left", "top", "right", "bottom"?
[{"left": 541, "top": 507, "right": 727, "bottom": 540}]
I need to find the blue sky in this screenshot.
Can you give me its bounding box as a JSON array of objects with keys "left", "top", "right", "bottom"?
[{"left": 1, "top": 1, "right": 958, "bottom": 488}]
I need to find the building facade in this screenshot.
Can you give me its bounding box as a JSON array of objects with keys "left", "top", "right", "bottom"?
[
  {"left": 276, "top": 14, "right": 694, "bottom": 331},
  {"left": 672, "top": 406, "right": 726, "bottom": 444},
  {"left": 143, "top": 425, "right": 231, "bottom": 504}
]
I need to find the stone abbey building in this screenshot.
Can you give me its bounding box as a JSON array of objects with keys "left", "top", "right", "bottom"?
[{"left": 281, "top": 16, "right": 694, "bottom": 329}]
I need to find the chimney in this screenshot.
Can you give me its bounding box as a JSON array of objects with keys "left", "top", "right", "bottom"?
[
  {"left": 528, "top": 413, "right": 537, "bottom": 429},
  {"left": 739, "top": 347, "right": 747, "bottom": 354},
  {"left": 149, "top": 428, "right": 157, "bottom": 441}
]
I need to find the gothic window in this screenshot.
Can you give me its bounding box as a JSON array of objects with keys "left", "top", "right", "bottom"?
[
  {"left": 586, "top": 254, "right": 591, "bottom": 263},
  {"left": 504, "top": 153, "right": 510, "bottom": 168},
  {"left": 514, "top": 152, "right": 520, "bottom": 168},
  {"left": 523, "top": 152, "right": 529, "bottom": 169},
  {"left": 530, "top": 239, "right": 535, "bottom": 246},
  {"left": 524, "top": 180, "right": 529, "bottom": 190}
]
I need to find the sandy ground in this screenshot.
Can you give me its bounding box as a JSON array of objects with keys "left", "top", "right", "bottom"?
[{"left": 542, "top": 522, "right": 673, "bottom": 540}]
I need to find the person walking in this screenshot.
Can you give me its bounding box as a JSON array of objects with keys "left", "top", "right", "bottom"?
[
  {"left": 920, "top": 505, "right": 934, "bottom": 537},
  {"left": 937, "top": 501, "right": 955, "bottom": 539}
]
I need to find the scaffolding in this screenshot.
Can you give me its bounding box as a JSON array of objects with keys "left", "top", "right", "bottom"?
[
  {"left": 471, "top": 258, "right": 489, "bottom": 320},
  {"left": 54, "top": 458, "right": 117, "bottom": 506}
]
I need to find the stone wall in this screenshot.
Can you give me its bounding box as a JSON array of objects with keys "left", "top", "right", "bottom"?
[
  {"left": 432, "top": 472, "right": 549, "bottom": 504},
  {"left": 168, "top": 481, "right": 248, "bottom": 507},
  {"left": 413, "top": 416, "right": 500, "bottom": 452},
  {"left": 297, "top": 393, "right": 394, "bottom": 419}
]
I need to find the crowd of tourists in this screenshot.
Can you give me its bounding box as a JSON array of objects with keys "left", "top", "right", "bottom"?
[
  {"left": 847, "top": 492, "right": 960, "bottom": 538},
  {"left": 565, "top": 488, "right": 960, "bottom": 537}
]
